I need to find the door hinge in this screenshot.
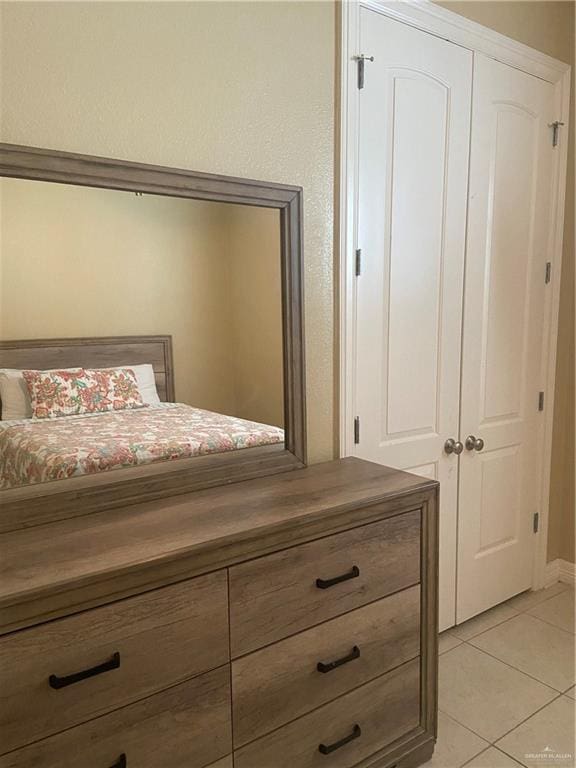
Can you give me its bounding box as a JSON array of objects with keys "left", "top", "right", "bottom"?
[
  {"left": 354, "top": 54, "right": 374, "bottom": 90},
  {"left": 549, "top": 121, "right": 565, "bottom": 147},
  {"left": 533, "top": 512, "right": 539, "bottom": 534},
  {"left": 355, "top": 248, "right": 362, "bottom": 277},
  {"left": 538, "top": 391, "right": 545, "bottom": 411},
  {"left": 354, "top": 416, "right": 360, "bottom": 444},
  {"left": 545, "top": 262, "right": 552, "bottom": 284}
]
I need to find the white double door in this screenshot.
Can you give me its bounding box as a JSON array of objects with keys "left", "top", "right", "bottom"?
[{"left": 353, "top": 9, "right": 556, "bottom": 629}]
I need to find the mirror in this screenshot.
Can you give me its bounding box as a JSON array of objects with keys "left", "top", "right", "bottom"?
[
  {"left": 0, "top": 178, "right": 284, "bottom": 489},
  {"left": 0, "top": 145, "right": 304, "bottom": 518}
]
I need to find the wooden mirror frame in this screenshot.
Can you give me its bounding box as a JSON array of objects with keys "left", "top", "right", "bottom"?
[{"left": 0, "top": 143, "right": 306, "bottom": 531}]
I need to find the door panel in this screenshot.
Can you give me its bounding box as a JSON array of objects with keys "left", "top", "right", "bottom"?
[
  {"left": 457, "top": 55, "right": 555, "bottom": 621},
  {"left": 386, "top": 75, "right": 447, "bottom": 437},
  {"left": 354, "top": 8, "right": 472, "bottom": 631},
  {"left": 482, "top": 105, "right": 539, "bottom": 421}
]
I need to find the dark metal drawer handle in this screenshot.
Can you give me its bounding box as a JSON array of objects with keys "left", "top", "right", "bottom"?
[
  {"left": 49, "top": 652, "right": 121, "bottom": 689},
  {"left": 110, "top": 756, "right": 126, "bottom": 768},
  {"left": 316, "top": 565, "right": 360, "bottom": 590},
  {"left": 319, "top": 724, "right": 362, "bottom": 755},
  {"left": 317, "top": 645, "right": 360, "bottom": 673}
]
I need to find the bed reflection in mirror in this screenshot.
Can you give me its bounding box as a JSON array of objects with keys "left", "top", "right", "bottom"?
[{"left": 0, "top": 177, "right": 285, "bottom": 489}]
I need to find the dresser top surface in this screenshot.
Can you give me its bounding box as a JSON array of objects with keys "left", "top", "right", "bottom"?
[{"left": 0, "top": 458, "right": 437, "bottom": 632}]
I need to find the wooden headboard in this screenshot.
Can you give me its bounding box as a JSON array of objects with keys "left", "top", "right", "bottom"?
[{"left": 0, "top": 335, "right": 175, "bottom": 403}]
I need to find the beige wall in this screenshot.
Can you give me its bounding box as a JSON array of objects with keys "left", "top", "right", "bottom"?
[
  {"left": 0, "top": 178, "right": 234, "bottom": 412},
  {"left": 0, "top": 0, "right": 335, "bottom": 460},
  {"left": 436, "top": 1, "right": 575, "bottom": 563},
  {"left": 0, "top": 177, "right": 284, "bottom": 425},
  {"left": 226, "top": 205, "right": 284, "bottom": 428}
]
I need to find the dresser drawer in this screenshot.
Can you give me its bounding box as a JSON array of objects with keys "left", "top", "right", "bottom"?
[
  {"left": 235, "top": 657, "right": 420, "bottom": 768},
  {"left": 229, "top": 510, "right": 421, "bottom": 656},
  {"left": 0, "top": 570, "right": 228, "bottom": 754},
  {"left": 233, "top": 584, "right": 420, "bottom": 746},
  {"left": 0, "top": 666, "right": 232, "bottom": 768}
]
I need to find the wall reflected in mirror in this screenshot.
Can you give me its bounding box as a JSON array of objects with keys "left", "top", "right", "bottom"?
[{"left": 0, "top": 178, "right": 284, "bottom": 489}]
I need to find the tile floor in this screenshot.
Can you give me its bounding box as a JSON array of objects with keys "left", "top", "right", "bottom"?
[{"left": 424, "top": 582, "right": 575, "bottom": 767}]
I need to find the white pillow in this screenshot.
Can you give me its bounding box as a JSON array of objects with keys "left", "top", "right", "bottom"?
[
  {"left": 0, "top": 363, "right": 161, "bottom": 420},
  {"left": 0, "top": 369, "right": 33, "bottom": 420},
  {"left": 127, "top": 364, "right": 161, "bottom": 406}
]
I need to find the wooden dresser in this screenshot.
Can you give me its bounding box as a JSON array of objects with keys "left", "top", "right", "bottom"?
[{"left": 0, "top": 458, "right": 439, "bottom": 768}]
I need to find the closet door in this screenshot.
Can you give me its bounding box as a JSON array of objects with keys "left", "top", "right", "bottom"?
[
  {"left": 457, "top": 55, "right": 556, "bottom": 622},
  {"left": 353, "top": 9, "right": 472, "bottom": 631}
]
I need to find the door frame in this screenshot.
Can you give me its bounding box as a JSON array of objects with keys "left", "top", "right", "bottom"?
[{"left": 338, "top": 0, "right": 571, "bottom": 592}]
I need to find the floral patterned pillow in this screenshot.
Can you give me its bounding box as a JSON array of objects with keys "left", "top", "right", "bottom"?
[{"left": 22, "top": 367, "right": 147, "bottom": 419}]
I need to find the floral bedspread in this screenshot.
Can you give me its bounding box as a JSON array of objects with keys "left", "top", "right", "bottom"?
[{"left": 0, "top": 403, "right": 284, "bottom": 489}]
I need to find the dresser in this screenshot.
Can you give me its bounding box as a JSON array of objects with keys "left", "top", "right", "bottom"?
[{"left": 0, "top": 458, "right": 439, "bottom": 768}]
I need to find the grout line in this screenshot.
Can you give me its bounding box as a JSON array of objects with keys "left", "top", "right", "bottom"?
[
  {"left": 439, "top": 588, "right": 574, "bottom": 767},
  {"left": 461, "top": 641, "right": 567, "bottom": 694},
  {"left": 497, "top": 741, "right": 536, "bottom": 768},
  {"left": 439, "top": 590, "right": 573, "bottom": 768},
  {"left": 493, "top": 691, "right": 566, "bottom": 745},
  {"left": 439, "top": 641, "right": 464, "bottom": 656},
  {"left": 511, "top": 584, "right": 572, "bottom": 614},
  {"left": 459, "top": 745, "right": 492, "bottom": 768},
  {"left": 441, "top": 689, "right": 566, "bottom": 759},
  {"left": 451, "top": 583, "right": 571, "bottom": 639},
  {"left": 502, "top": 748, "right": 528, "bottom": 768},
  {"left": 456, "top": 744, "right": 490, "bottom": 768},
  {"left": 521, "top": 612, "right": 576, "bottom": 635},
  {"left": 459, "top": 745, "right": 526, "bottom": 768},
  {"left": 438, "top": 667, "right": 564, "bottom": 746},
  {"left": 450, "top": 612, "right": 520, "bottom": 643},
  {"left": 436, "top": 709, "right": 494, "bottom": 745},
  {"left": 493, "top": 747, "right": 527, "bottom": 768},
  {"left": 495, "top": 748, "right": 530, "bottom": 768},
  {"left": 522, "top": 611, "right": 575, "bottom": 636}
]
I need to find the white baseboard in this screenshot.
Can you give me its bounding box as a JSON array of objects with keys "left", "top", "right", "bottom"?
[
  {"left": 544, "top": 558, "right": 576, "bottom": 587},
  {"left": 558, "top": 559, "right": 576, "bottom": 586}
]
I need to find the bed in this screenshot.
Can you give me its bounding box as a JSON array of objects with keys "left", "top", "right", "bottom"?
[{"left": 0, "top": 336, "right": 284, "bottom": 490}]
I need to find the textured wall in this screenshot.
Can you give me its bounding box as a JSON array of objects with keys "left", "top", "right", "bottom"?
[
  {"left": 0, "top": 0, "right": 335, "bottom": 461},
  {"left": 226, "top": 205, "right": 284, "bottom": 428},
  {"left": 436, "top": 0, "right": 575, "bottom": 563}
]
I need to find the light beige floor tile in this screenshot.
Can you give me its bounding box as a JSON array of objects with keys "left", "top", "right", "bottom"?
[
  {"left": 505, "top": 583, "right": 569, "bottom": 613},
  {"left": 439, "top": 644, "right": 558, "bottom": 742},
  {"left": 528, "top": 590, "right": 575, "bottom": 634},
  {"left": 565, "top": 686, "right": 575, "bottom": 700},
  {"left": 421, "top": 712, "right": 488, "bottom": 767},
  {"left": 469, "top": 614, "right": 575, "bottom": 691},
  {"left": 440, "top": 630, "right": 464, "bottom": 655},
  {"left": 464, "top": 747, "right": 524, "bottom": 767},
  {"left": 451, "top": 604, "right": 520, "bottom": 641},
  {"left": 496, "top": 695, "right": 575, "bottom": 767}
]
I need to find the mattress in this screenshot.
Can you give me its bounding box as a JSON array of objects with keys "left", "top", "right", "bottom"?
[{"left": 0, "top": 403, "right": 285, "bottom": 489}]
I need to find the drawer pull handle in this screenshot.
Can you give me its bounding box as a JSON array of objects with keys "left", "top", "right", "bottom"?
[
  {"left": 319, "top": 724, "right": 361, "bottom": 755},
  {"left": 316, "top": 565, "right": 360, "bottom": 590},
  {"left": 49, "top": 652, "right": 121, "bottom": 689},
  {"left": 317, "top": 645, "right": 360, "bottom": 673},
  {"left": 110, "top": 755, "right": 127, "bottom": 768}
]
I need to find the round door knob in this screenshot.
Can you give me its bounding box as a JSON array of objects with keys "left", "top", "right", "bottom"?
[
  {"left": 465, "top": 435, "right": 484, "bottom": 452},
  {"left": 444, "top": 438, "right": 464, "bottom": 455}
]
